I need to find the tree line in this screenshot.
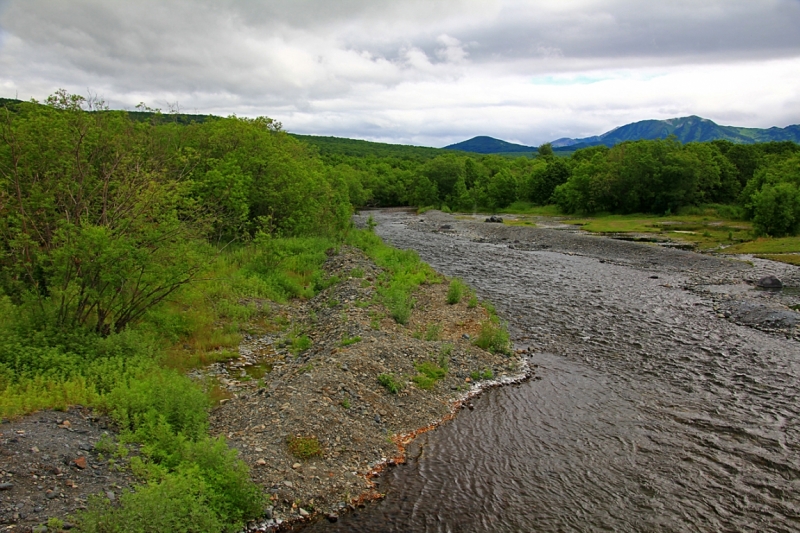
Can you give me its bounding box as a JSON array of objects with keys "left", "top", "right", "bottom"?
[{"left": 320, "top": 136, "right": 800, "bottom": 237}]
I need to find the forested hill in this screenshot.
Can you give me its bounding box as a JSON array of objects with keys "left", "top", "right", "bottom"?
[
  {"left": 443, "top": 136, "right": 536, "bottom": 154},
  {"left": 290, "top": 134, "right": 443, "bottom": 160},
  {"left": 551, "top": 116, "right": 800, "bottom": 149}
]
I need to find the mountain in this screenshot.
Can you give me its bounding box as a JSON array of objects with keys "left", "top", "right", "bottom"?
[
  {"left": 444, "top": 136, "right": 536, "bottom": 154},
  {"left": 551, "top": 116, "right": 800, "bottom": 149}
]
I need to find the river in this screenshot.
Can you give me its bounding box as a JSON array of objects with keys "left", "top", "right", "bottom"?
[{"left": 303, "top": 209, "right": 800, "bottom": 533}]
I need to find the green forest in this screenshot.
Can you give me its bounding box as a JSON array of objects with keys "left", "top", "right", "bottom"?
[
  {"left": 308, "top": 135, "right": 800, "bottom": 238},
  {"left": 1, "top": 92, "right": 799, "bottom": 531}
]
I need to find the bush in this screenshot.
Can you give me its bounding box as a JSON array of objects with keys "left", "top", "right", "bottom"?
[
  {"left": 446, "top": 278, "right": 467, "bottom": 305},
  {"left": 104, "top": 369, "right": 210, "bottom": 442},
  {"left": 76, "top": 470, "right": 226, "bottom": 533},
  {"left": 473, "top": 320, "right": 511, "bottom": 355},
  {"left": 412, "top": 361, "right": 447, "bottom": 390},
  {"left": 384, "top": 287, "right": 414, "bottom": 325},
  {"left": 751, "top": 182, "right": 800, "bottom": 237},
  {"left": 378, "top": 373, "right": 404, "bottom": 394},
  {"left": 291, "top": 334, "right": 312, "bottom": 354}
]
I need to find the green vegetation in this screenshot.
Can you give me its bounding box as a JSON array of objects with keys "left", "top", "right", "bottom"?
[
  {"left": 559, "top": 211, "right": 753, "bottom": 250},
  {"left": 447, "top": 278, "right": 468, "bottom": 304},
  {"left": 377, "top": 373, "right": 404, "bottom": 394},
  {"left": 291, "top": 334, "right": 312, "bottom": 354},
  {"left": 412, "top": 360, "right": 447, "bottom": 390},
  {"left": 0, "top": 92, "right": 368, "bottom": 531},
  {"left": 3, "top": 91, "right": 798, "bottom": 530},
  {"left": 287, "top": 435, "right": 323, "bottom": 460},
  {"left": 474, "top": 319, "right": 511, "bottom": 355},
  {"left": 439, "top": 343, "right": 454, "bottom": 358},
  {"left": 470, "top": 369, "right": 494, "bottom": 381},
  {"left": 724, "top": 236, "right": 800, "bottom": 254},
  {"left": 424, "top": 323, "right": 442, "bottom": 341},
  {"left": 340, "top": 334, "right": 362, "bottom": 346},
  {"left": 345, "top": 230, "right": 439, "bottom": 325},
  {"left": 755, "top": 254, "right": 800, "bottom": 266}
]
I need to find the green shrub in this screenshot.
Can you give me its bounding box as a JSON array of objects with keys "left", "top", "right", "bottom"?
[
  {"left": 446, "top": 278, "right": 467, "bottom": 305},
  {"left": 378, "top": 373, "right": 404, "bottom": 394},
  {"left": 751, "top": 182, "right": 800, "bottom": 237},
  {"left": 287, "top": 435, "right": 322, "bottom": 459},
  {"left": 473, "top": 320, "right": 511, "bottom": 355},
  {"left": 412, "top": 374, "right": 437, "bottom": 390},
  {"left": 384, "top": 288, "right": 414, "bottom": 325},
  {"left": 104, "top": 369, "right": 210, "bottom": 442},
  {"left": 412, "top": 360, "right": 447, "bottom": 390},
  {"left": 424, "top": 323, "right": 442, "bottom": 341},
  {"left": 291, "top": 334, "right": 312, "bottom": 354},
  {"left": 75, "top": 471, "right": 226, "bottom": 533}
]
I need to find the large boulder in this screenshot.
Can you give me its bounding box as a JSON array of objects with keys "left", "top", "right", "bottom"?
[
  {"left": 756, "top": 275, "right": 783, "bottom": 289},
  {"left": 485, "top": 215, "right": 504, "bottom": 223}
]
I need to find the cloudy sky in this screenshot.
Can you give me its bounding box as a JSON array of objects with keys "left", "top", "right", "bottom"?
[{"left": 1, "top": 0, "right": 799, "bottom": 147}]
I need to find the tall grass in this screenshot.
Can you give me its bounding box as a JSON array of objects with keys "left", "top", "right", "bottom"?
[{"left": 346, "top": 230, "right": 440, "bottom": 324}]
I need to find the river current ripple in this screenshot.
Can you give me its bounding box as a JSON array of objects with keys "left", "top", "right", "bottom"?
[{"left": 307, "top": 210, "right": 800, "bottom": 533}]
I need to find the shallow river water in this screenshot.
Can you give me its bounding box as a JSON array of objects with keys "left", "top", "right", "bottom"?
[{"left": 305, "top": 210, "right": 800, "bottom": 533}]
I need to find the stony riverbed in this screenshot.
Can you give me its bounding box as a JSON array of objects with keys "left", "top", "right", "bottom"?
[{"left": 299, "top": 209, "right": 800, "bottom": 533}]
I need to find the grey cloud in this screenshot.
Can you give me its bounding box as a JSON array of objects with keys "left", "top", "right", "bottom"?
[{"left": 1, "top": 0, "right": 799, "bottom": 144}]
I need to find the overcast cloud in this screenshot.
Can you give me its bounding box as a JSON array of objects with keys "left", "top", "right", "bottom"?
[{"left": 1, "top": 0, "right": 799, "bottom": 146}]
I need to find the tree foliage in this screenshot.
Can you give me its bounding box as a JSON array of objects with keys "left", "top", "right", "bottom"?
[{"left": 0, "top": 92, "right": 354, "bottom": 335}]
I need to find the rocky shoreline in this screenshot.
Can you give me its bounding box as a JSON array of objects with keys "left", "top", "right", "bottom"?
[
  {"left": 408, "top": 210, "right": 800, "bottom": 339},
  {"left": 4, "top": 209, "right": 797, "bottom": 532},
  {"left": 205, "top": 246, "right": 529, "bottom": 531},
  {"left": 1, "top": 243, "right": 528, "bottom": 533}
]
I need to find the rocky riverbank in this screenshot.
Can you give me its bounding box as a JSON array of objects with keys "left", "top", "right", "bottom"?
[
  {"left": 204, "top": 245, "right": 528, "bottom": 530},
  {"left": 0, "top": 408, "right": 140, "bottom": 532},
  {"left": 0, "top": 243, "right": 528, "bottom": 533},
  {"left": 408, "top": 210, "right": 800, "bottom": 339}
]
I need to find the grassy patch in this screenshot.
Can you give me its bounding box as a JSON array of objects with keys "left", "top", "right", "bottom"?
[
  {"left": 287, "top": 435, "right": 322, "bottom": 460},
  {"left": 470, "top": 369, "right": 494, "bottom": 381},
  {"left": 724, "top": 237, "right": 800, "bottom": 254},
  {"left": 346, "top": 230, "right": 440, "bottom": 325},
  {"left": 424, "top": 323, "right": 442, "bottom": 341},
  {"left": 412, "top": 360, "right": 447, "bottom": 390},
  {"left": 377, "top": 373, "right": 404, "bottom": 394},
  {"left": 290, "top": 334, "right": 312, "bottom": 354},
  {"left": 753, "top": 254, "right": 800, "bottom": 266},
  {"left": 495, "top": 202, "right": 561, "bottom": 216},
  {"left": 340, "top": 335, "right": 362, "bottom": 347},
  {"left": 473, "top": 319, "right": 511, "bottom": 355}
]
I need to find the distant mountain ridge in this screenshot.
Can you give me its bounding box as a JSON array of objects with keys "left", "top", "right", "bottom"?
[
  {"left": 551, "top": 116, "right": 800, "bottom": 149},
  {"left": 443, "top": 136, "right": 536, "bottom": 154},
  {"left": 446, "top": 116, "right": 800, "bottom": 155}
]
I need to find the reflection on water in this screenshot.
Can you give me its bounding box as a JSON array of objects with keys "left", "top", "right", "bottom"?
[{"left": 303, "top": 211, "right": 800, "bottom": 533}]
